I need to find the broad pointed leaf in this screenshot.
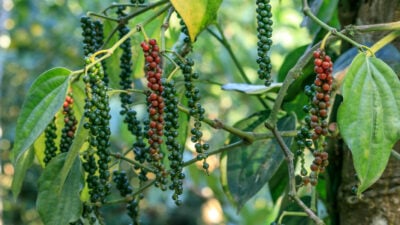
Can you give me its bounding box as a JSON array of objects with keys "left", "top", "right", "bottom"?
[
  {"left": 12, "top": 67, "right": 71, "bottom": 162},
  {"left": 221, "top": 111, "right": 296, "bottom": 210},
  {"left": 338, "top": 53, "right": 400, "bottom": 195},
  {"left": 37, "top": 153, "right": 84, "bottom": 225},
  {"left": 171, "top": 0, "right": 222, "bottom": 42}
]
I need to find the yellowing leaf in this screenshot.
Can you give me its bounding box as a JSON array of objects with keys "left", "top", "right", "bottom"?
[{"left": 171, "top": 0, "right": 222, "bottom": 42}]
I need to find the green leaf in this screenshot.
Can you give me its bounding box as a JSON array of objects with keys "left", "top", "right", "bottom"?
[
  {"left": 12, "top": 67, "right": 71, "bottom": 162},
  {"left": 11, "top": 148, "right": 34, "bottom": 198},
  {"left": 278, "top": 45, "right": 308, "bottom": 82},
  {"left": 337, "top": 53, "right": 400, "bottom": 195},
  {"left": 37, "top": 153, "right": 84, "bottom": 225},
  {"left": 221, "top": 111, "right": 296, "bottom": 210},
  {"left": 171, "top": 0, "right": 222, "bottom": 42}
]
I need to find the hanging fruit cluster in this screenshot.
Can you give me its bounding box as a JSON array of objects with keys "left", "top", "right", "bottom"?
[
  {"left": 60, "top": 92, "right": 78, "bottom": 153},
  {"left": 256, "top": 0, "right": 273, "bottom": 86},
  {"left": 141, "top": 39, "right": 168, "bottom": 188},
  {"left": 296, "top": 48, "right": 333, "bottom": 186}
]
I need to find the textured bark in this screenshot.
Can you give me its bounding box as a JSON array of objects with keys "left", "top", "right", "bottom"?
[{"left": 337, "top": 1, "right": 400, "bottom": 224}]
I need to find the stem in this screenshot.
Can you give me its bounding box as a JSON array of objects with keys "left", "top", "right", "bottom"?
[
  {"left": 207, "top": 26, "right": 269, "bottom": 109},
  {"left": 391, "top": 149, "right": 400, "bottom": 160},
  {"left": 278, "top": 211, "right": 308, "bottom": 224},
  {"left": 350, "top": 21, "right": 400, "bottom": 32},
  {"left": 270, "top": 127, "right": 296, "bottom": 195},
  {"left": 110, "top": 152, "right": 156, "bottom": 173},
  {"left": 369, "top": 30, "right": 400, "bottom": 55},
  {"left": 177, "top": 104, "right": 256, "bottom": 143},
  {"left": 107, "top": 88, "right": 145, "bottom": 96},
  {"left": 293, "top": 196, "right": 325, "bottom": 225},
  {"left": 102, "top": 3, "right": 147, "bottom": 15},
  {"left": 302, "top": 0, "right": 366, "bottom": 51},
  {"left": 104, "top": 179, "right": 157, "bottom": 205},
  {"left": 265, "top": 42, "right": 322, "bottom": 128},
  {"left": 123, "top": 0, "right": 169, "bottom": 21},
  {"left": 182, "top": 141, "right": 246, "bottom": 167},
  {"left": 87, "top": 12, "right": 119, "bottom": 22}
]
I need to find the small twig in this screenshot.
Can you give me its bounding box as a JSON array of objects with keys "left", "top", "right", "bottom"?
[
  {"left": 278, "top": 211, "right": 308, "bottom": 224},
  {"left": 177, "top": 104, "right": 256, "bottom": 143},
  {"left": 369, "top": 30, "right": 400, "bottom": 55},
  {"left": 104, "top": 179, "right": 157, "bottom": 205},
  {"left": 109, "top": 152, "right": 156, "bottom": 173},
  {"left": 182, "top": 141, "right": 246, "bottom": 167},
  {"left": 293, "top": 196, "right": 325, "bottom": 225},
  {"left": 207, "top": 26, "right": 269, "bottom": 109},
  {"left": 302, "top": 0, "right": 366, "bottom": 51},
  {"left": 391, "top": 149, "right": 400, "bottom": 160},
  {"left": 349, "top": 21, "right": 400, "bottom": 32}
]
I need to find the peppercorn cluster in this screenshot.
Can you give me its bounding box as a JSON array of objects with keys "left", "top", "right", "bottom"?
[
  {"left": 141, "top": 39, "right": 168, "bottom": 188},
  {"left": 178, "top": 58, "right": 209, "bottom": 170},
  {"left": 81, "top": 16, "right": 108, "bottom": 85},
  {"left": 296, "top": 49, "right": 333, "bottom": 186},
  {"left": 309, "top": 48, "right": 333, "bottom": 139},
  {"left": 112, "top": 170, "right": 141, "bottom": 224},
  {"left": 82, "top": 59, "right": 112, "bottom": 203},
  {"left": 60, "top": 92, "right": 78, "bottom": 153},
  {"left": 256, "top": 0, "right": 273, "bottom": 86},
  {"left": 161, "top": 79, "right": 185, "bottom": 205},
  {"left": 43, "top": 118, "right": 57, "bottom": 165}
]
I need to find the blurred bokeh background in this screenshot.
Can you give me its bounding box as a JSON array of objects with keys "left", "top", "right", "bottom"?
[{"left": 0, "top": 0, "right": 311, "bottom": 224}]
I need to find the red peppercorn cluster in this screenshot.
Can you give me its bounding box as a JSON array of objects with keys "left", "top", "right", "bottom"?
[
  {"left": 141, "top": 39, "right": 166, "bottom": 176},
  {"left": 310, "top": 49, "right": 333, "bottom": 140},
  {"left": 60, "top": 92, "right": 78, "bottom": 153},
  {"left": 303, "top": 151, "right": 329, "bottom": 186}
]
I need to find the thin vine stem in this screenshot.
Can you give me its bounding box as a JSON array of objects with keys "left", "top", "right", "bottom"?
[
  {"left": 302, "top": 0, "right": 367, "bottom": 51},
  {"left": 369, "top": 30, "right": 400, "bottom": 55},
  {"left": 109, "top": 152, "right": 156, "bottom": 173},
  {"left": 182, "top": 141, "right": 246, "bottom": 167},
  {"left": 207, "top": 25, "right": 269, "bottom": 109}
]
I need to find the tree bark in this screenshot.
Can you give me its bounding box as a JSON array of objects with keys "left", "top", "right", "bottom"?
[{"left": 337, "top": 1, "right": 400, "bottom": 224}]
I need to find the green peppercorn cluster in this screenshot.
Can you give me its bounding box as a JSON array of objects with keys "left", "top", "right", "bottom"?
[
  {"left": 178, "top": 58, "right": 209, "bottom": 170},
  {"left": 60, "top": 93, "right": 78, "bottom": 153},
  {"left": 141, "top": 39, "right": 168, "bottom": 188},
  {"left": 82, "top": 59, "right": 112, "bottom": 203},
  {"left": 161, "top": 79, "right": 185, "bottom": 205},
  {"left": 177, "top": 14, "right": 191, "bottom": 43},
  {"left": 112, "top": 170, "right": 141, "bottom": 224},
  {"left": 80, "top": 16, "right": 97, "bottom": 57},
  {"left": 93, "top": 20, "right": 109, "bottom": 85},
  {"left": 43, "top": 117, "right": 57, "bottom": 165},
  {"left": 256, "top": 0, "right": 273, "bottom": 86}
]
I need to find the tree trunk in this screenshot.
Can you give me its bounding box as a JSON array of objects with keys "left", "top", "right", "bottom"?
[{"left": 337, "top": 1, "right": 400, "bottom": 224}]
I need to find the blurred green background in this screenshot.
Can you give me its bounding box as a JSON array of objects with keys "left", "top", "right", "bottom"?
[{"left": 0, "top": 0, "right": 311, "bottom": 224}]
